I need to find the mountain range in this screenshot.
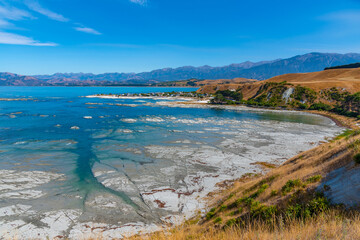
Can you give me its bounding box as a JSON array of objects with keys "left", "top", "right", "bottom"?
[{"left": 1, "top": 52, "right": 360, "bottom": 86}]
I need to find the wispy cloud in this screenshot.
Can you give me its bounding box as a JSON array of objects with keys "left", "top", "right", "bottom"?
[
  {"left": 74, "top": 26, "right": 101, "bottom": 35},
  {"left": 0, "top": 0, "right": 103, "bottom": 46},
  {"left": 0, "top": 4, "right": 32, "bottom": 28},
  {"left": 0, "top": 19, "right": 8, "bottom": 26},
  {"left": 23, "top": 0, "right": 69, "bottom": 22},
  {"left": 0, "top": 1, "right": 58, "bottom": 46},
  {"left": 318, "top": 10, "right": 360, "bottom": 38},
  {"left": 23, "top": 1, "right": 102, "bottom": 35},
  {"left": 0, "top": 4, "right": 32, "bottom": 21},
  {"left": 321, "top": 10, "right": 360, "bottom": 23},
  {"left": 129, "top": 0, "right": 147, "bottom": 6},
  {"left": 0, "top": 31, "right": 57, "bottom": 46}
]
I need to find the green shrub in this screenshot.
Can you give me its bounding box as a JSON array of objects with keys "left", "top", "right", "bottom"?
[
  {"left": 243, "top": 196, "right": 256, "bottom": 206},
  {"left": 349, "top": 139, "right": 360, "bottom": 149},
  {"left": 281, "top": 179, "right": 303, "bottom": 195},
  {"left": 306, "top": 194, "right": 330, "bottom": 214},
  {"left": 214, "top": 217, "right": 222, "bottom": 224},
  {"left": 306, "top": 175, "right": 322, "bottom": 183},
  {"left": 230, "top": 207, "right": 243, "bottom": 216},
  {"left": 206, "top": 211, "right": 215, "bottom": 220},
  {"left": 293, "top": 86, "right": 317, "bottom": 103},
  {"left": 285, "top": 193, "right": 330, "bottom": 219},
  {"left": 210, "top": 90, "right": 243, "bottom": 105},
  {"left": 354, "top": 153, "right": 360, "bottom": 164},
  {"left": 250, "top": 203, "right": 277, "bottom": 221},
  {"left": 298, "top": 103, "right": 308, "bottom": 109},
  {"left": 260, "top": 183, "right": 269, "bottom": 190},
  {"left": 206, "top": 208, "right": 216, "bottom": 220},
  {"left": 220, "top": 205, "right": 227, "bottom": 211},
  {"left": 309, "top": 102, "right": 332, "bottom": 111},
  {"left": 249, "top": 200, "right": 262, "bottom": 212},
  {"left": 250, "top": 183, "right": 269, "bottom": 198},
  {"left": 225, "top": 218, "right": 237, "bottom": 227},
  {"left": 270, "top": 190, "right": 278, "bottom": 197},
  {"left": 227, "top": 211, "right": 235, "bottom": 216},
  {"left": 227, "top": 193, "right": 234, "bottom": 199},
  {"left": 335, "top": 129, "right": 355, "bottom": 140},
  {"left": 228, "top": 198, "right": 244, "bottom": 209},
  {"left": 285, "top": 204, "right": 303, "bottom": 219}
]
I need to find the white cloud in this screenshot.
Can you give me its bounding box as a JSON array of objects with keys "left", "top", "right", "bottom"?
[
  {"left": 321, "top": 10, "right": 360, "bottom": 23},
  {"left": 23, "top": 0, "right": 69, "bottom": 22},
  {"left": 74, "top": 26, "right": 101, "bottom": 35},
  {"left": 0, "top": 0, "right": 102, "bottom": 46},
  {"left": 0, "top": 4, "right": 33, "bottom": 28},
  {"left": 0, "top": 19, "right": 8, "bottom": 26},
  {"left": 318, "top": 10, "right": 360, "bottom": 38},
  {"left": 129, "top": 0, "right": 147, "bottom": 6},
  {"left": 0, "top": 31, "right": 57, "bottom": 46},
  {"left": 0, "top": 5, "right": 32, "bottom": 21}
]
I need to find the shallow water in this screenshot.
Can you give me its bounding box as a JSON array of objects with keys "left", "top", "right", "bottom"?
[{"left": 0, "top": 87, "right": 342, "bottom": 239}]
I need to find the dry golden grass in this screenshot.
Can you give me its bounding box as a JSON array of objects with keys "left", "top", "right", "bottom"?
[
  {"left": 197, "top": 68, "right": 360, "bottom": 99},
  {"left": 205, "top": 128, "right": 360, "bottom": 213},
  {"left": 126, "top": 210, "right": 360, "bottom": 240},
  {"left": 266, "top": 68, "right": 360, "bottom": 93}
]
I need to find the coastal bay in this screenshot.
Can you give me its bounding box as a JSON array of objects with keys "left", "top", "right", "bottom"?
[{"left": 0, "top": 87, "right": 343, "bottom": 239}]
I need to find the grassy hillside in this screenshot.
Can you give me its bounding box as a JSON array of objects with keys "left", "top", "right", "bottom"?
[
  {"left": 198, "top": 68, "right": 360, "bottom": 95},
  {"left": 199, "top": 68, "right": 360, "bottom": 119}
]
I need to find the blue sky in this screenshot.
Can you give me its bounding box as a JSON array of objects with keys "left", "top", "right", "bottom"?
[{"left": 0, "top": 0, "right": 360, "bottom": 74}]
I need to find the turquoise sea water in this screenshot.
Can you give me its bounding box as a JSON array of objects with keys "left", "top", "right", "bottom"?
[
  {"left": 0, "top": 87, "right": 342, "bottom": 238},
  {"left": 0, "top": 87, "right": 199, "bottom": 205}
]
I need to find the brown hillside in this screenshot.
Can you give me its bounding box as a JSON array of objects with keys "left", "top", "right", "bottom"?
[
  {"left": 197, "top": 68, "right": 360, "bottom": 100},
  {"left": 265, "top": 68, "right": 360, "bottom": 93}
]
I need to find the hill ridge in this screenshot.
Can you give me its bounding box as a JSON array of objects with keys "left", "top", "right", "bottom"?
[{"left": 2, "top": 52, "right": 360, "bottom": 86}]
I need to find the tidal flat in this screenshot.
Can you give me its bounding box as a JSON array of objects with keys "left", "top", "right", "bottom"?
[{"left": 0, "top": 87, "right": 343, "bottom": 239}]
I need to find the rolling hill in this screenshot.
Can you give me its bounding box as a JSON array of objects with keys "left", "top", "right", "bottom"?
[{"left": 197, "top": 68, "right": 360, "bottom": 97}]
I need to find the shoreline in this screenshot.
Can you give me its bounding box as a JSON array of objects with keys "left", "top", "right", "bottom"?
[
  {"left": 85, "top": 94, "right": 358, "bottom": 129},
  {"left": 0, "top": 93, "right": 348, "bottom": 239},
  {"left": 134, "top": 113, "right": 360, "bottom": 240},
  {"left": 304, "top": 110, "right": 359, "bottom": 129},
  {"left": 79, "top": 94, "right": 348, "bottom": 239},
  {"left": 124, "top": 108, "right": 359, "bottom": 240},
  {"left": 164, "top": 97, "right": 360, "bottom": 129}
]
